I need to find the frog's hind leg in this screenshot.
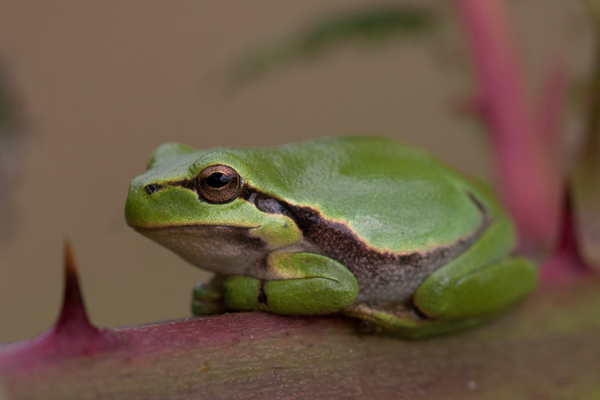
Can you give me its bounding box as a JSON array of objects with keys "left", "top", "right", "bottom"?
[
  {"left": 344, "top": 216, "right": 537, "bottom": 339},
  {"left": 344, "top": 302, "right": 499, "bottom": 339}
]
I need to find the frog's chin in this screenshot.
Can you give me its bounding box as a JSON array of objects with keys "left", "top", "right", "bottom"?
[{"left": 133, "top": 224, "right": 267, "bottom": 276}]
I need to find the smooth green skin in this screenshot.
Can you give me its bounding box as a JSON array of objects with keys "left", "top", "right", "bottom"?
[{"left": 126, "top": 136, "right": 537, "bottom": 338}]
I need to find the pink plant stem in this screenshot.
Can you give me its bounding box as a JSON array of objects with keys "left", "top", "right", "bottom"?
[
  {"left": 537, "top": 61, "right": 566, "bottom": 170},
  {"left": 453, "top": 0, "right": 559, "bottom": 252}
]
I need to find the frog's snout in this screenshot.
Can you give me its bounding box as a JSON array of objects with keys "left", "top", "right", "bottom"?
[{"left": 124, "top": 180, "right": 147, "bottom": 228}]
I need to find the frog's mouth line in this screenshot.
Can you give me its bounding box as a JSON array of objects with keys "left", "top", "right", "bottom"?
[{"left": 132, "top": 224, "right": 261, "bottom": 234}]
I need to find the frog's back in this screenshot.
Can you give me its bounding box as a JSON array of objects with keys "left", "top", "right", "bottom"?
[
  {"left": 224, "top": 136, "right": 504, "bottom": 303},
  {"left": 232, "top": 136, "right": 497, "bottom": 254}
]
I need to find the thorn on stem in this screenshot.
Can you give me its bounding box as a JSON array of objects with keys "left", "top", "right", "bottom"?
[
  {"left": 539, "top": 194, "right": 595, "bottom": 283},
  {"left": 0, "top": 241, "right": 122, "bottom": 369},
  {"left": 53, "top": 240, "right": 96, "bottom": 335}
]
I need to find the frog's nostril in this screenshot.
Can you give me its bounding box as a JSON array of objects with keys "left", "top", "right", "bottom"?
[{"left": 145, "top": 184, "right": 162, "bottom": 195}]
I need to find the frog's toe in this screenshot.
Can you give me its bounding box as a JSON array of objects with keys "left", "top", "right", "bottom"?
[
  {"left": 191, "top": 299, "right": 227, "bottom": 316},
  {"left": 191, "top": 279, "right": 227, "bottom": 315},
  {"left": 193, "top": 281, "right": 223, "bottom": 302}
]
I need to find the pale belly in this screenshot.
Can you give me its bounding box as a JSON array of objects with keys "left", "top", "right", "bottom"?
[{"left": 137, "top": 225, "right": 268, "bottom": 276}]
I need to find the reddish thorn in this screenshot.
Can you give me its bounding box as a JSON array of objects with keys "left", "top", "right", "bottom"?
[
  {"left": 53, "top": 240, "right": 96, "bottom": 335},
  {"left": 0, "top": 241, "right": 123, "bottom": 370},
  {"left": 540, "top": 194, "right": 595, "bottom": 283}
]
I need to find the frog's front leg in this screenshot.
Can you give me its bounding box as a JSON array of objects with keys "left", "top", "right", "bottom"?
[
  {"left": 345, "top": 217, "right": 537, "bottom": 339},
  {"left": 222, "top": 252, "right": 359, "bottom": 315}
]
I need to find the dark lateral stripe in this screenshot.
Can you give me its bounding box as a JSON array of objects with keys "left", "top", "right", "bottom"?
[
  {"left": 145, "top": 178, "right": 489, "bottom": 273},
  {"left": 170, "top": 179, "right": 196, "bottom": 191},
  {"left": 240, "top": 184, "right": 490, "bottom": 273}
]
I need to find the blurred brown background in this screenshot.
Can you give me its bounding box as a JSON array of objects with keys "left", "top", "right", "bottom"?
[{"left": 0, "top": 1, "right": 592, "bottom": 342}]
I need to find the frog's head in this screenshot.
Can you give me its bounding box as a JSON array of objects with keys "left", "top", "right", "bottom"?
[{"left": 125, "top": 142, "right": 301, "bottom": 274}]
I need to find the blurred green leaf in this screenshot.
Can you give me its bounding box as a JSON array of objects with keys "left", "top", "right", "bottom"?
[{"left": 230, "top": 7, "right": 436, "bottom": 84}]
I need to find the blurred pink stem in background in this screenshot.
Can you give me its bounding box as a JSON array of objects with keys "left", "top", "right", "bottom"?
[
  {"left": 537, "top": 61, "right": 566, "bottom": 169},
  {"left": 453, "top": 0, "right": 561, "bottom": 255}
]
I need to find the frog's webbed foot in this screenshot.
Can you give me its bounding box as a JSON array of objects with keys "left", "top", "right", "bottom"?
[
  {"left": 343, "top": 302, "right": 497, "bottom": 339},
  {"left": 191, "top": 275, "right": 227, "bottom": 316}
]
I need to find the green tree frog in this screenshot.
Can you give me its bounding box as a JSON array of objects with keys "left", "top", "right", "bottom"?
[{"left": 125, "top": 136, "right": 536, "bottom": 338}]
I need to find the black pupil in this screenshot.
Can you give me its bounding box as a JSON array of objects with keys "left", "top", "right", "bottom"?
[{"left": 206, "top": 172, "right": 231, "bottom": 188}]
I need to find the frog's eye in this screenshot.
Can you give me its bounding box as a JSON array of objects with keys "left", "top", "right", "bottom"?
[{"left": 197, "top": 164, "right": 241, "bottom": 204}]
